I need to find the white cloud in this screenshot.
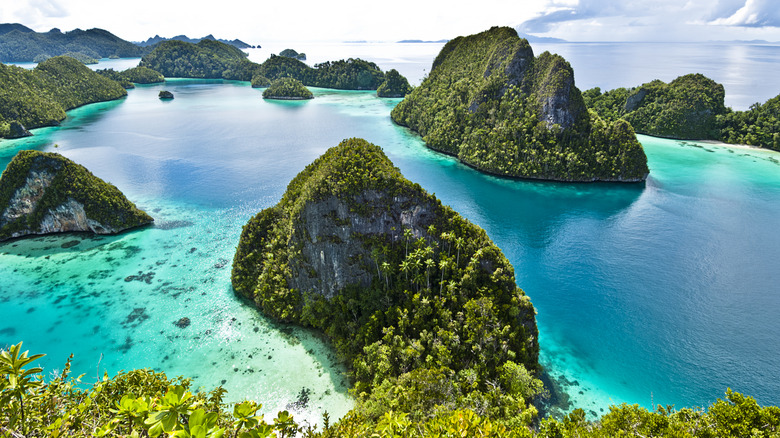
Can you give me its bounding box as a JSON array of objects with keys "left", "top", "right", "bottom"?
[{"left": 517, "top": 0, "right": 780, "bottom": 41}]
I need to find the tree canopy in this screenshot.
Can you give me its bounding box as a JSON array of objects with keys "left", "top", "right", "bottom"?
[{"left": 391, "top": 27, "right": 649, "bottom": 182}]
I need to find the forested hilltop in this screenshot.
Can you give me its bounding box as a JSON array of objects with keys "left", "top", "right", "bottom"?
[
  {"left": 391, "top": 26, "right": 649, "bottom": 183},
  {"left": 233, "top": 138, "right": 540, "bottom": 425},
  {"left": 0, "top": 24, "right": 146, "bottom": 62},
  {"left": 140, "top": 39, "right": 409, "bottom": 92},
  {"left": 584, "top": 75, "right": 780, "bottom": 151},
  {"left": 0, "top": 56, "right": 127, "bottom": 138}
]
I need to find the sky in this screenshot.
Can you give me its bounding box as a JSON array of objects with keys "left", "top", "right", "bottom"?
[{"left": 1, "top": 0, "right": 779, "bottom": 43}]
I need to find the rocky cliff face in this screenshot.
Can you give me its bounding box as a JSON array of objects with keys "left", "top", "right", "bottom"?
[
  {"left": 232, "top": 139, "right": 540, "bottom": 390},
  {"left": 0, "top": 151, "right": 153, "bottom": 241},
  {"left": 288, "top": 190, "right": 438, "bottom": 299},
  {"left": 391, "top": 26, "right": 648, "bottom": 182}
]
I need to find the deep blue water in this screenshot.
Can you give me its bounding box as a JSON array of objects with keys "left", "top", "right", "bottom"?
[{"left": 1, "top": 43, "right": 780, "bottom": 421}]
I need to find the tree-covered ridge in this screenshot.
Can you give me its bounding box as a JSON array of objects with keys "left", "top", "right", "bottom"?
[
  {"left": 377, "top": 68, "right": 413, "bottom": 97},
  {"left": 0, "top": 151, "right": 152, "bottom": 241},
  {"left": 139, "top": 39, "right": 409, "bottom": 91},
  {"left": 4, "top": 343, "right": 780, "bottom": 437},
  {"left": 0, "top": 56, "right": 127, "bottom": 138},
  {"left": 718, "top": 94, "right": 780, "bottom": 151},
  {"left": 96, "top": 66, "right": 165, "bottom": 88},
  {"left": 0, "top": 26, "right": 146, "bottom": 62},
  {"left": 139, "top": 39, "right": 259, "bottom": 81},
  {"left": 262, "top": 77, "right": 313, "bottom": 99},
  {"left": 279, "top": 48, "right": 306, "bottom": 60},
  {"left": 232, "top": 138, "right": 540, "bottom": 424},
  {"left": 584, "top": 76, "right": 779, "bottom": 150},
  {"left": 391, "top": 26, "right": 648, "bottom": 182},
  {"left": 583, "top": 73, "right": 727, "bottom": 140}
]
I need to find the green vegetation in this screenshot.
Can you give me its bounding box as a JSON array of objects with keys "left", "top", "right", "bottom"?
[
  {"left": 377, "top": 68, "right": 413, "bottom": 97},
  {"left": 159, "top": 91, "right": 174, "bottom": 100},
  {"left": 140, "top": 39, "right": 406, "bottom": 91},
  {"left": 279, "top": 48, "right": 306, "bottom": 60},
  {"left": 257, "top": 55, "right": 389, "bottom": 90},
  {"left": 0, "top": 26, "right": 145, "bottom": 62},
  {"left": 96, "top": 66, "right": 165, "bottom": 89},
  {"left": 232, "top": 138, "right": 540, "bottom": 425},
  {"left": 32, "top": 51, "right": 98, "bottom": 64},
  {"left": 251, "top": 74, "right": 271, "bottom": 88},
  {"left": 583, "top": 74, "right": 727, "bottom": 140},
  {"left": 718, "top": 94, "right": 780, "bottom": 151},
  {"left": 4, "top": 341, "right": 780, "bottom": 437},
  {"left": 139, "top": 39, "right": 259, "bottom": 81},
  {"left": 0, "top": 150, "right": 153, "bottom": 241},
  {"left": 391, "top": 27, "right": 648, "bottom": 182},
  {"left": 584, "top": 76, "right": 779, "bottom": 150},
  {"left": 0, "top": 56, "right": 127, "bottom": 138},
  {"left": 262, "top": 77, "right": 313, "bottom": 100}
]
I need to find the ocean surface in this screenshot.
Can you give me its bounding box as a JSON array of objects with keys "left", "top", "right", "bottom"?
[{"left": 1, "top": 41, "right": 780, "bottom": 423}]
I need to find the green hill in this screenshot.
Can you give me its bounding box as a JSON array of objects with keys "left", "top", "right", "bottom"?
[
  {"left": 139, "top": 39, "right": 258, "bottom": 81},
  {"left": 0, "top": 56, "right": 127, "bottom": 138},
  {"left": 233, "top": 138, "right": 540, "bottom": 422},
  {"left": 0, "top": 151, "right": 152, "bottom": 241},
  {"left": 391, "top": 27, "right": 648, "bottom": 182},
  {"left": 262, "top": 77, "right": 313, "bottom": 99},
  {"left": 583, "top": 74, "right": 727, "bottom": 140},
  {"left": 0, "top": 26, "right": 145, "bottom": 62}
]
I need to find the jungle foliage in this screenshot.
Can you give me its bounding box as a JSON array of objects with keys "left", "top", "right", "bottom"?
[
  {"left": 140, "top": 40, "right": 400, "bottom": 90},
  {"left": 0, "top": 26, "right": 146, "bottom": 62},
  {"left": 0, "top": 56, "right": 127, "bottom": 138},
  {"left": 0, "top": 151, "right": 153, "bottom": 241},
  {"left": 139, "top": 39, "right": 259, "bottom": 81},
  {"left": 584, "top": 76, "right": 779, "bottom": 150},
  {"left": 390, "top": 27, "right": 648, "bottom": 182},
  {"left": 718, "top": 94, "right": 780, "bottom": 151},
  {"left": 3, "top": 342, "right": 780, "bottom": 437},
  {"left": 582, "top": 74, "right": 727, "bottom": 140},
  {"left": 279, "top": 48, "right": 306, "bottom": 60},
  {"left": 96, "top": 66, "right": 165, "bottom": 89},
  {"left": 376, "top": 69, "right": 412, "bottom": 98},
  {"left": 262, "top": 77, "right": 313, "bottom": 99},
  {"left": 232, "top": 138, "right": 540, "bottom": 425}
]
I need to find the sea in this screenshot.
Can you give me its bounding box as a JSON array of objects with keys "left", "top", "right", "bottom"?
[{"left": 1, "top": 40, "right": 779, "bottom": 424}]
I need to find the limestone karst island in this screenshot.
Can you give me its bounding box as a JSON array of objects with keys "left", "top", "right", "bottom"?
[{"left": 1, "top": 17, "right": 780, "bottom": 438}]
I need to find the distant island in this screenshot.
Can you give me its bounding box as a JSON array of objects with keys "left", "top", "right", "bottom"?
[
  {"left": 0, "top": 23, "right": 145, "bottom": 62},
  {"left": 279, "top": 48, "right": 306, "bottom": 60},
  {"left": 261, "top": 77, "right": 313, "bottom": 100},
  {"left": 140, "top": 39, "right": 412, "bottom": 92},
  {"left": 584, "top": 74, "right": 780, "bottom": 151},
  {"left": 0, "top": 22, "right": 258, "bottom": 63},
  {"left": 136, "top": 33, "right": 258, "bottom": 49},
  {"left": 391, "top": 26, "right": 649, "bottom": 182}
]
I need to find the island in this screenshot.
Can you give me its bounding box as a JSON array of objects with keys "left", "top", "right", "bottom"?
[
  {"left": 139, "top": 39, "right": 410, "bottom": 91},
  {"left": 279, "top": 48, "right": 306, "bottom": 60},
  {"left": 376, "top": 68, "right": 412, "bottom": 97},
  {"left": 261, "top": 77, "right": 313, "bottom": 100},
  {"left": 232, "top": 138, "right": 540, "bottom": 422},
  {"left": 584, "top": 76, "right": 780, "bottom": 151},
  {"left": 158, "top": 90, "right": 174, "bottom": 99},
  {"left": 0, "top": 151, "right": 153, "bottom": 241},
  {"left": 96, "top": 66, "right": 165, "bottom": 89},
  {"left": 0, "top": 24, "right": 146, "bottom": 62},
  {"left": 0, "top": 56, "right": 127, "bottom": 139},
  {"left": 391, "top": 26, "right": 649, "bottom": 182}
]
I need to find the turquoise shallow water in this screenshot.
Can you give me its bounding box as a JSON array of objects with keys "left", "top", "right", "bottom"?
[{"left": 1, "top": 79, "right": 780, "bottom": 421}]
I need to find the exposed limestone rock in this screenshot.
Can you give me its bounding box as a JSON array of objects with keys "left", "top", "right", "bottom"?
[{"left": 0, "top": 150, "right": 153, "bottom": 241}]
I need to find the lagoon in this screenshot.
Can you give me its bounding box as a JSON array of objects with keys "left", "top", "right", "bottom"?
[{"left": 1, "top": 41, "right": 780, "bottom": 422}]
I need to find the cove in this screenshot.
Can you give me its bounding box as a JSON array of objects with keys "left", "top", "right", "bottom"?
[{"left": 1, "top": 79, "right": 779, "bottom": 422}]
